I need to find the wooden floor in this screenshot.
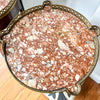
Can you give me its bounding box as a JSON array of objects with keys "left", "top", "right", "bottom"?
[
  {"left": 0, "top": 57, "right": 48, "bottom": 100},
  {"left": 74, "top": 77, "right": 100, "bottom": 100},
  {"left": 0, "top": 57, "right": 100, "bottom": 100}
]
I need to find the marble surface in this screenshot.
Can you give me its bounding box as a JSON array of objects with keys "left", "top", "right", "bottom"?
[
  {"left": 21, "top": 0, "right": 100, "bottom": 84},
  {"left": 0, "top": 0, "right": 100, "bottom": 100},
  {"left": 21, "top": 0, "right": 100, "bottom": 99}
]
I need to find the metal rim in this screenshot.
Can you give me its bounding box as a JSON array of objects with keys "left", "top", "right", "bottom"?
[
  {"left": 0, "top": 0, "right": 17, "bottom": 19},
  {"left": 0, "top": 0, "right": 99, "bottom": 95}
]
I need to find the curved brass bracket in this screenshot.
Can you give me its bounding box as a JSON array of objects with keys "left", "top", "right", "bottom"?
[
  {"left": 90, "top": 25, "right": 100, "bottom": 36},
  {"left": 43, "top": 0, "right": 52, "bottom": 8},
  {"left": 66, "top": 84, "right": 81, "bottom": 95}
]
